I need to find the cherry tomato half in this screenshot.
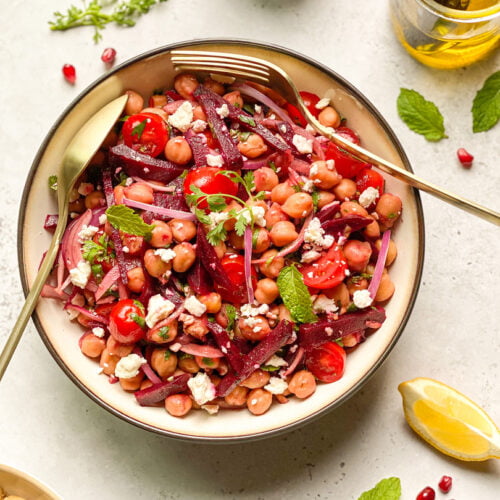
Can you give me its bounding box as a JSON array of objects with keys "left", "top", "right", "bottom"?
[
  {"left": 299, "top": 91, "right": 321, "bottom": 118},
  {"left": 285, "top": 103, "right": 307, "bottom": 127},
  {"left": 355, "top": 167, "right": 385, "bottom": 196},
  {"left": 305, "top": 341, "right": 346, "bottom": 383},
  {"left": 215, "top": 254, "right": 257, "bottom": 304},
  {"left": 109, "top": 299, "right": 146, "bottom": 344},
  {"left": 335, "top": 126, "right": 360, "bottom": 145},
  {"left": 324, "top": 142, "right": 369, "bottom": 180},
  {"left": 300, "top": 245, "right": 348, "bottom": 289},
  {"left": 122, "top": 112, "right": 168, "bottom": 157},
  {"left": 184, "top": 166, "right": 238, "bottom": 209}
]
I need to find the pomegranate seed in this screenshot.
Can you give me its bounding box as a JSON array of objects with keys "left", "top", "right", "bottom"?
[
  {"left": 457, "top": 148, "right": 473, "bottom": 168},
  {"left": 438, "top": 475, "right": 452, "bottom": 493},
  {"left": 62, "top": 64, "right": 76, "bottom": 84},
  {"left": 416, "top": 486, "right": 435, "bottom": 500},
  {"left": 101, "top": 47, "right": 117, "bottom": 65}
]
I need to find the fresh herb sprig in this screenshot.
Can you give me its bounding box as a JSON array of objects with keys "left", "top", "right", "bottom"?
[{"left": 49, "top": 0, "right": 169, "bottom": 43}]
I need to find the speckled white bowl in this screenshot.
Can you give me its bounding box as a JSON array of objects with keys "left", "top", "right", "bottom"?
[
  {"left": 18, "top": 39, "right": 424, "bottom": 442},
  {"left": 0, "top": 464, "right": 61, "bottom": 500}
]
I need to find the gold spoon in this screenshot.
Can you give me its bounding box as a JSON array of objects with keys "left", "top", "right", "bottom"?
[{"left": 0, "top": 94, "right": 128, "bottom": 381}]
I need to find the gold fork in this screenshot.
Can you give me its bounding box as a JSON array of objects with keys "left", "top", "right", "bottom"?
[{"left": 171, "top": 50, "right": 500, "bottom": 226}]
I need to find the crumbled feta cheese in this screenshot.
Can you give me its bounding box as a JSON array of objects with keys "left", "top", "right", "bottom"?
[
  {"left": 240, "top": 303, "right": 269, "bottom": 317},
  {"left": 122, "top": 246, "right": 130, "bottom": 253},
  {"left": 244, "top": 317, "right": 260, "bottom": 328},
  {"left": 168, "top": 101, "right": 193, "bottom": 132},
  {"left": 305, "top": 124, "right": 317, "bottom": 135},
  {"left": 264, "top": 377, "right": 288, "bottom": 395},
  {"left": 265, "top": 355, "right": 288, "bottom": 368},
  {"left": 145, "top": 294, "right": 175, "bottom": 328},
  {"left": 184, "top": 295, "right": 207, "bottom": 317},
  {"left": 154, "top": 248, "right": 176, "bottom": 264},
  {"left": 77, "top": 182, "right": 94, "bottom": 196},
  {"left": 207, "top": 211, "right": 229, "bottom": 229},
  {"left": 201, "top": 404, "right": 219, "bottom": 415},
  {"left": 216, "top": 103, "right": 230, "bottom": 119},
  {"left": 315, "top": 97, "right": 331, "bottom": 110},
  {"left": 206, "top": 154, "right": 224, "bottom": 167},
  {"left": 304, "top": 218, "right": 333, "bottom": 249},
  {"left": 115, "top": 353, "right": 146, "bottom": 379},
  {"left": 358, "top": 186, "right": 380, "bottom": 208},
  {"left": 309, "top": 163, "right": 319, "bottom": 177},
  {"left": 92, "top": 327, "right": 105, "bottom": 338},
  {"left": 326, "top": 159, "right": 335, "bottom": 171},
  {"left": 292, "top": 134, "right": 313, "bottom": 154},
  {"left": 302, "top": 179, "right": 315, "bottom": 193},
  {"left": 353, "top": 289, "right": 373, "bottom": 309},
  {"left": 187, "top": 372, "right": 216, "bottom": 405},
  {"left": 125, "top": 177, "right": 134, "bottom": 187},
  {"left": 239, "top": 205, "right": 266, "bottom": 227},
  {"left": 69, "top": 260, "right": 91, "bottom": 288},
  {"left": 301, "top": 250, "right": 322, "bottom": 263},
  {"left": 98, "top": 214, "right": 107, "bottom": 225},
  {"left": 254, "top": 104, "right": 262, "bottom": 114},
  {"left": 279, "top": 124, "right": 287, "bottom": 134},
  {"left": 191, "top": 119, "right": 207, "bottom": 133},
  {"left": 313, "top": 294, "right": 339, "bottom": 314},
  {"left": 77, "top": 225, "right": 98, "bottom": 243}
]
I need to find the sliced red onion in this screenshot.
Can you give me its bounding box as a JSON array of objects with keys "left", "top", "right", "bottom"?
[
  {"left": 89, "top": 207, "right": 107, "bottom": 226},
  {"left": 41, "top": 284, "right": 69, "bottom": 300},
  {"left": 64, "top": 304, "right": 109, "bottom": 324},
  {"left": 242, "top": 158, "right": 270, "bottom": 170},
  {"left": 244, "top": 226, "right": 255, "bottom": 304},
  {"left": 56, "top": 248, "right": 66, "bottom": 292},
  {"left": 123, "top": 197, "right": 196, "bottom": 221},
  {"left": 179, "top": 343, "right": 225, "bottom": 358},
  {"left": 131, "top": 177, "right": 176, "bottom": 192},
  {"left": 95, "top": 264, "right": 120, "bottom": 301},
  {"left": 289, "top": 158, "right": 311, "bottom": 176},
  {"left": 231, "top": 83, "right": 293, "bottom": 125},
  {"left": 133, "top": 347, "right": 162, "bottom": 384},
  {"left": 61, "top": 209, "right": 92, "bottom": 272},
  {"left": 282, "top": 346, "right": 304, "bottom": 377},
  {"left": 368, "top": 229, "right": 391, "bottom": 300}
]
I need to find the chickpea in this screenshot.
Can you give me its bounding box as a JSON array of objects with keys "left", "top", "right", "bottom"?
[
  {"left": 141, "top": 107, "right": 169, "bottom": 121},
  {"left": 119, "top": 372, "right": 144, "bottom": 391},
  {"left": 147, "top": 320, "right": 178, "bottom": 344},
  {"left": 258, "top": 249, "right": 285, "bottom": 278},
  {"left": 340, "top": 200, "right": 369, "bottom": 218},
  {"left": 213, "top": 240, "right": 227, "bottom": 259},
  {"left": 333, "top": 179, "right": 358, "bottom": 201},
  {"left": 107, "top": 336, "right": 134, "bottom": 357},
  {"left": 68, "top": 198, "right": 85, "bottom": 214},
  {"left": 174, "top": 73, "right": 199, "bottom": 99},
  {"left": 126, "top": 266, "right": 145, "bottom": 293},
  {"left": 121, "top": 234, "right": 144, "bottom": 255},
  {"left": 148, "top": 94, "right": 168, "bottom": 108},
  {"left": 254, "top": 167, "right": 279, "bottom": 191},
  {"left": 192, "top": 105, "right": 207, "bottom": 121},
  {"left": 224, "top": 385, "right": 249, "bottom": 407},
  {"left": 172, "top": 242, "right": 196, "bottom": 272},
  {"left": 374, "top": 273, "right": 395, "bottom": 302},
  {"left": 343, "top": 240, "right": 372, "bottom": 273},
  {"left": 278, "top": 304, "right": 293, "bottom": 322},
  {"left": 143, "top": 249, "right": 171, "bottom": 278},
  {"left": 124, "top": 90, "right": 144, "bottom": 116},
  {"left": 281, "top": 192, "right": 313, "bottom": 218},
  {"left": 223, "top": 90, "right": 244, "bottom": 108},
  {"left": 309, "top": 160, "right": 341, "bottom": 189},
  {"left": 123, "top": 183, "right": 154, "bottom": 204},
  {"left": 215, "top": 303, "right": 231, "bottom": 328},
  {"left": 241, "top": 369, "right": 271, "bottom": 389},
  {"left": 203, "top": 77, "right": 226, "bottom": 95},
  {"left": 342, "top": 333, "right": 361, "bottom": 348},
  {"left": 140, "top": 379, "right": 154, "bottom": 391},
  {"left": 99, "top": 348, "right": 120, "bottom": 376},
  {"left": 253, "top": 228, "right": 271, "bottom": 253},
  {"left": 238, "top": 316, "right": 271, "bottom": 341},
  {"left": 113, "top": 185, "right": 125, "bottom": 204},
  {"left": 178, "top": 354, "right": 200, "bottom": 374},
  {"left": 254, "top": 278, "right": 279, "bottom": 305},
  {"left": 80, "top": 333, "right": 106, "bottom": 358},
  {"left": 151, "top": 348, "right": 178, "bottom": 379},
  {"left": 317, "top": 190, "right": 336, "bottom": 209},
  {"left": 269, "top": 221, "right": 299, "bottom": 247},
  {"left": 364, "top": 218, "right": 381, "bottom": 239},
  {"left": 247, "top": 388, "right": 273, "bottom": 415},
  {"left": 324, "top": 283, "right": 350, "bottom": 309},
  {"left": 182, "top": 316, "right": 209, "bottom": 339},
  {"left": 265, "top": 202, "right": 289, "bottom": 228},
  {"left": 169, "top": 219, "right": 197, "bottom": 243},
  {"left": 288, "top": 370, "right": 317, "bottom": 399},
  {"left": 165, "top": 394, "right": 193, "bottom": 417},
  {"left": 149, "top": 220, "right": 173, "bottom": 248},
  {"left": 271, "top": 182, "right": 296, "bottom": 204},
  {"left": 375, "top": 237, "right": 397, "bottom": 266},
  {"left": 237, "top": 133, "right": 268, "bottom": 158},
  {"left": 197, "top": 292, "right": 222, "bottom": 314},
  {"left": 195, "top": 356, "right": 220, "bottom": 370},
  {"left": 347, "top": 277, "right": 369, "bottom": 296},
  {"left": 375, "top": 193, "right": 402, "bottom": 227},
  {"left": 165, "top": 137, "right": 193, "bottom": 165},
  {"left": 227, "top": 231, "right": 245, "bottom": 250},
  {"left": 84, "top": 190, "right": 105, "bottom": 209},
  {"left": 318, "top": 106, "right": 341, "bottom": 128}
]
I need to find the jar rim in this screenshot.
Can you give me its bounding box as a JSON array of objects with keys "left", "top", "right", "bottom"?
[{"left": 418, "top": 0, "right": 500, "bottom": 22}]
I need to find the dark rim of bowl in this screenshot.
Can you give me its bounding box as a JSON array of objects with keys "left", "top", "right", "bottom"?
[{"left": 17, "top": 37, "right": 425, "bottom": 444}]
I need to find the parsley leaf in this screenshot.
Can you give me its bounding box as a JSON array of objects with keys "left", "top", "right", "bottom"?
[
  {"left": 277, "top": 266, "right": 317, "bottom": 324},
  {"left": 131, "top": 119, "right": 147, "bottom": 139},
  {"left": 397, "top": 88, "right": 447, "bottom": 141},
  {"left": 225, "top": 304, "right": 237, "bottom": 332},
  {"left": 105, "top": 204, "right": 154, "bottom": 237},
  {"left": 82, "top": 240, "right": 108, "bottom": 264},
  {"left": 472, "top": 70, "right": 500, "bottom": 133},
  {"left": 48, "top": 175, "right": 58, "bottom": 191},
  {"left": 357, "top": 477, "right": 401, "bottom": 500}
]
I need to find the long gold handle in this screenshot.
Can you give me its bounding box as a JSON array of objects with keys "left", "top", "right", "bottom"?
[{"left": 0, "top": 203, "right": 68, "bottom": 381}]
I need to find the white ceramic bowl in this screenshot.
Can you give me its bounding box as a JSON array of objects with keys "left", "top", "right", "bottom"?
[
  {"left": 18, "top": 39, "right": 424, "bottom": 442},
  {"left": 0, "top": 464, "right": 61, "bottom": 500}
]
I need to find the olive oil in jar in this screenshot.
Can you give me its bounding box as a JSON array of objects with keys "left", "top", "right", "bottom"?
[{"left": 390, "top": 0, "right": 500, "bottom": 69}]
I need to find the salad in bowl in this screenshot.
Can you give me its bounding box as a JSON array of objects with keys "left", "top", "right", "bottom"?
[{"left": 41, "top": 71, "right": 402, "bottom": 419}]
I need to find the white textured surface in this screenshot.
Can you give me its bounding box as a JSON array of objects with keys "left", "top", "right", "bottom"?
[{"left": 1, "top": 1, "right": 499, "bottom": 499}]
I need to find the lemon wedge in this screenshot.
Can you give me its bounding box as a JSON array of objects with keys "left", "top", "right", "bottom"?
[{"left": 398, "top": 377, "right": 500, "bottom": 461}]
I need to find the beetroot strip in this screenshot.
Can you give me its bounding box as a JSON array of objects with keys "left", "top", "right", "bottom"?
[
  {"left": 185, "top": 133, "right": 209, "bottom": 168},
  {"left": 134, "top": 374, "right": 190, "bottom": 406},
  {"left": 321, "top": 214, "right": 373, "bottom": 237},
  {"left": 207, "top": 322, "right": 244, "bottom": 373}
]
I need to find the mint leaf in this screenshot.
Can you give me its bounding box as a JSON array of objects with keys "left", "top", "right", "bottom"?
[
  {"left": 105, "top": 204, "right": 154, "bottom": 237},
  {"left": 277, "top": 266, "right": 317, "bottom": 324},
  {"left": 472, "top": 70, "right": 500, "bottom": 133},
  {"left": 397, "top": 88, "right": 447, "bottom": 141},
  {"left": 358, "top": 477, "right": 401, "bottom": 500}
]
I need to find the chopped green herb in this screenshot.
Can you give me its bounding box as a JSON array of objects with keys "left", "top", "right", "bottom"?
[
  {"left": 48, "top": 175, "right": 58, "bottom": 191},
  {"left": 133, "top": 300, "right": 145, "bottom": 313},
  {"left": 242, "top": 104, "right": 254, "bottom": 115},
  {"left": 239, "top": 115, "right": 256, "bottom": 127},
  {"left": 131, "top": 119, "right": 147, "bottom": 139},
  {"left": 91, "top": 264, "right": 103, "bottom": 279},
  {"left": 225, "top": 304, "right": 237, "bottom": 331},
  {"left": 202, "top": 357, "right": 214, "bottom": 367},
  {"left": 157, "top": 326, "right": 170, "bottom": 340},
  {"left": 130, "top": 313, "right": 146, "bottom": 329},
  {"left": 347, "top": 303, "right": 358, "bottom": 313},
  {"left": 164, "top": 349, "right": 171, "bottom": 360},
  {"left": 268, "top": 161, "right": 277, "bottom": 172},
  {"left": 82, "top": 239, "right": 112, "bottom": 264},
  {"left": 292, "top": 184, "right": 302, "bottom": 193},
  {"left": 357, "top": 477, "right": 401, "bottom": 500},
  {"left": 105, "top": 204, "right": 154, "bottom": 237},
  {"left": 261, "top": 365, "right": 281, "bottom": 372},
  {"left": 311, "top": 190, "right": 320, "bottom": 211},
  {"left": 207, "top": 316, "right": 215, "bottom": 323}
]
